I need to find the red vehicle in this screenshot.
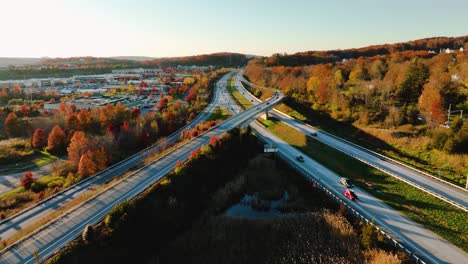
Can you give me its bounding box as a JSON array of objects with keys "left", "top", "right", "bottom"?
[{"left": 344, "top": 189, "right": 358, "bottom": 200}]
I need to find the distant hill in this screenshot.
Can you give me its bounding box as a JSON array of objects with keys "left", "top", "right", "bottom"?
[
  {"left": 109, "top": 56, "right": 157, "bottom": 61},
  {"left": 147, "top": 52, "right": 249, "bottom": 67},
  {"left": 260, "top": 35, "right": 468, "bottom": 66},
  {"left": 0, "top": 57, "right": 42, "bottom": 67}
]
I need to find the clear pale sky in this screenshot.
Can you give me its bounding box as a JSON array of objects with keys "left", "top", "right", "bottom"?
[{"left": 2, "top": 0, "right": 467, "bottom": 58}]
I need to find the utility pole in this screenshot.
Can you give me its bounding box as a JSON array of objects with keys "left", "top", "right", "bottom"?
[{"left": 447, "top": 104, "right": 452, "bottom": 127}]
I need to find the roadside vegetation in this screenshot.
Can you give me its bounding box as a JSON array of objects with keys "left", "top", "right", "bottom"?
[
  {"left": 262, "top": 118, "right": 468, "bottom": 251},
  {"left": 244, "top": 36, "right": 468, "bottom": 186},
  {"left": 46, "top": 128, "right": 405, "bottom": 263}
]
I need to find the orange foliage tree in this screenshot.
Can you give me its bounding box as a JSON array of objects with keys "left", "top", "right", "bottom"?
[
  {"left": 31, "top": 128, "right": 48, "bottom": 149},
  {"left": 47, "top": 125, "right": 66, "bottom": 153}
]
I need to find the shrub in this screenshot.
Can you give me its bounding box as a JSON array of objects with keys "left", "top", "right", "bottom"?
[
  {"left": 20, "top": 171, "right": 35, "bottom": 190},
  {"left": 82, "top": 224, "right": 95, "bottom": 243},
  {"left": 105, "top": 201, "right": 133, "bottom": 231},
  {"left": 31, "top": 181, "right": 47, "bottom": 193},
  {"left": 361, "top": 223, "right": 379, "bottom": 249}
]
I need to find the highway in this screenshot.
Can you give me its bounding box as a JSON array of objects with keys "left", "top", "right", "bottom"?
[
  {"left": 234, "top": 70, "right": 468, "bottom": 212},
  {"left": 224, "top": 74, "right": 467, "bottom": 263},
  {"left": 0, "top": 74, "right": 284, "bottom": 263},
  {"left": 250, "top": 121, "right": 468, "bottom": 264}
]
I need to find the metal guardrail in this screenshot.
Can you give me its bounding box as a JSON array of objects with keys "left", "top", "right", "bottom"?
[{"left": 252, "top": 126, "right": 430, "bottom": 264}]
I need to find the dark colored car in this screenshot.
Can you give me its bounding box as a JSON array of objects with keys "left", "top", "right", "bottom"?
[
  {"left": 296, "top": 155, "right": 304, "bottom": 162},
  {"left": 344, "top": 189, "right": 358, "bottom": 200},
  {"left": 310, "top": 131, "right": 317, "bottom": 137}
]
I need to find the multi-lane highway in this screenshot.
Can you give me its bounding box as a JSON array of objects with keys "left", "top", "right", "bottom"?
[
  {"left": 0, "top": 74, "right": 284, "bottom": 263},
  {"left": 250, "top": 121, "right": 468, "bottom": 264},
  {"left": 226, "top": 73, "right": 467, "bottom": 263},
  {"left": 234, "top": 70, "right": 468, "bottom": 212}
]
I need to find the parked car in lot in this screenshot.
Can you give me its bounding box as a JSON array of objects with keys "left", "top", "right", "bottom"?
[
  {"left": 296, "top": 155, "right": 304, "bottom": 162},
  {"left": 344, "top": 189, "right": 358, "bottom": 200},
  {"left": 340, "top": 177, "right": 353, "bottom": 188}
]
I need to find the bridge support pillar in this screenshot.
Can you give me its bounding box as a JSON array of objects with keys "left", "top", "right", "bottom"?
[{"left": 264, "top": 109, "right": 269, "bottom": 120}]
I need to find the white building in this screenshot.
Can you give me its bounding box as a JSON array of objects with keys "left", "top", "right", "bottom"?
[{"left": 112, "top": 68, "right": 163, "bottom": 75}]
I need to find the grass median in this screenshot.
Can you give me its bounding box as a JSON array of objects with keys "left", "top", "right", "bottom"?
[
  {"left": 227, "top": 77, "right": 253, "bottom": 109},
  {"left": 261, "top": 118, "right": 468, "bottom": 252}
]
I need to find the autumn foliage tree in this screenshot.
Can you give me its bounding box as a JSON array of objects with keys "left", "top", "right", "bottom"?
[
  {"left": 67, "top": 131, "right": 89, "bottom": 167},
  {"left": 21, "top": 171, "right": 35, "bottom": 190},
  {"left": 77, "top": 146, "right": 108, "bottom": 177},
  {"left": 47, "top": 125, "right": 66, "bottom": 153},
  {"left": 4, "top": 113, "right": 21, "bottom": 137},
  {"left": 31, "top": 128, "right": 48, "bottom": 149},
  {"left": 77, "top": 151, "right": 96, "bottom": 177}
]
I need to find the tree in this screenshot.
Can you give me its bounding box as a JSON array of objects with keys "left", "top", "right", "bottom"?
[
  {"left": 66, "top": 113, "right": 80, "bottom": 130},
  {"left": 397, "top": 58, "right": 429, "bottom": 103},
  {"left": 4, "top": 113, "right": 20, "bottom": 137},
  {"left": 306, "top": 77, "right": 320, "bottom": 94},
  {"left": 31, "top": 128, "right": 48, "bottom": 149},
  {"left": 315, "top": 81, "right": 329, "bottom": 104},
  {"left": 47, "top": 125, "right": 66, "bottom": 153},
  {"left": 82, "top": 224, "right": 95, "bottom": 243},
  {"left": 77, "top": 150, "right": 97, "bottom": 177},
  {"left": 67, "top": 131, "right": 89, "bottom": 167},
  {"left": 21, "top": 171, "right": 35, "bottom": 190},
  {"left": 91, "top": 146, "right": 108, "bottom": 172}
]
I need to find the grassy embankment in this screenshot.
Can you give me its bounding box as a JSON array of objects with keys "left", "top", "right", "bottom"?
[{"left": 261, "top": 118, "right": 468, "bottom": 252}]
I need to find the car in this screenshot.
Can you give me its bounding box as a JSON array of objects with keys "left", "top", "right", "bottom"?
[
  {"left": 344, "top": 189, "right": 358, "bottom": 200},
  {"left": 296, "top": 155, "right": 304, "bottom": 162},
  {"left": 251, "top": 99, "right": 254, "bottom": 102},
  {"left": 266, "top": 102, "right": 270, "bottom": 105},
  {"left": 310, "top": 131, "right": 317, "bottom": 137},
  {"left": 340, "top": 177, "right": 353, "bottom": 188}
]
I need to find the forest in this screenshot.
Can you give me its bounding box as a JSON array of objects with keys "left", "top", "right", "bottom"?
[{"left": 244, "top": 36, "right": 468, "bottom": 185}]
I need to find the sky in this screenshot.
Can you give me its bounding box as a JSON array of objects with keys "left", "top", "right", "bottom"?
[{"left": 1, "top": 0, "right": 467, "bottom": 58}]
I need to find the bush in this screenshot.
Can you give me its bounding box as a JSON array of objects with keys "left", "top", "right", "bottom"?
[
  {"left": 20, "top": 171, "right": 35, "bottom": 190},
  {"left": 105, "top": 201, "right": 133, "bottom": 231},
  {"left": 82, "top": 224, "right": 95, "bottom": 243},
  {"left": 31, "top": 181, "right": 47, "bottom": 193},
  {"left": 361, "top": 223, "right": 379, "bottom": 249}
]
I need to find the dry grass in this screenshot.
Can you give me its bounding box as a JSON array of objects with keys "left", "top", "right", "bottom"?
[{"left": 364, "top": 249, "right": 402, "bottom": 264}]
